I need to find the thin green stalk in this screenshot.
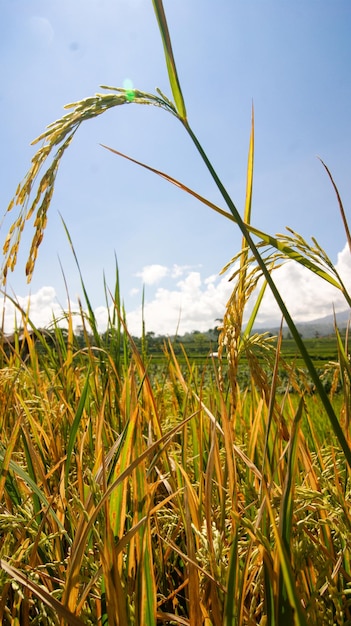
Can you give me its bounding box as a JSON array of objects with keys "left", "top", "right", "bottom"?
[
  {"left": 277, "top": 397, "right": 304, "bottom": 623},
  {"left": 223, "top": 528, "right": 239, "bottom": 626},
  {"left": 100, "top": 144, "right": 347, "bottom": 298},
  {"left": 152, "top": 0, "right": 187, "bottom": 120},
  {"left": 65, "top": 369, "right": 91, "bottom": 488},
  {"left": 181, "top": 118, "right": 351, "bottom": 469}
]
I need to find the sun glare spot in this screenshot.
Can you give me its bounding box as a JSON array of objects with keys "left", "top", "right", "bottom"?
[{"left": 123, "top": 78, "right": 135, "bottom": 102}]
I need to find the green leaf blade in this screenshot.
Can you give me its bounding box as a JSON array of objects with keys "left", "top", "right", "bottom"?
[{"left": 152, "top": 0, "right": 187, "bottom": 120}]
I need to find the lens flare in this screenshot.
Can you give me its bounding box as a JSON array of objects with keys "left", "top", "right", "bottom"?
[{"left": 123, "top": 78, "right": 135, "bottom": 102}]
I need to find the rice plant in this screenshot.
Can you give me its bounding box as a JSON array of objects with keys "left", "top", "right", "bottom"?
[{"left": 1, "top": 1, "right": 351, "bottom": 624}]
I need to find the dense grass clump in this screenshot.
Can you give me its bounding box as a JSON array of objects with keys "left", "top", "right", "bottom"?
[{"left": 0, "top": 298, "right": 350, "bottom": 625}]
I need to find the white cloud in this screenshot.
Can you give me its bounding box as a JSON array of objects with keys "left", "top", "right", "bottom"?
[
  {"left": 170, "top": 264, "right": 200, "bottom": 279},
  {"left": 250, "top": 242, "right": 351, "bottom": 326},
  {"left": 126, "top": 244, "right": 351, "bottom": 335},
  {"left": 135, "top": 264, "right": 169, "bottom": 285},
  {"left": 129, "top": 288, "right": 140, "bottom": 297},
  {"left": 126, "top": 272, "right": 233, "bottom": 336},
  {"left": 1, "top": 287, "right": 64, "bottom": 332},
  {"left": 1, "top": 244, "right": 350, "bottom": 337},
  {"left": 93, "top": 306, "right": 110, "bottom": 332},
  {"left": 204, "top": 274, "right": 218, "bottom": 285},
  {"left": 335, "top": 243, "right": 351, "bottom": 292},
  {"left": 135, "top": 264, "right": 200, "bottom": 286}
]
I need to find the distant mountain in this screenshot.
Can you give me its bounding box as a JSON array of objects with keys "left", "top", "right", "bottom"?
[{"left": 252, "top": 309, "right": 350, "bottom": 338}]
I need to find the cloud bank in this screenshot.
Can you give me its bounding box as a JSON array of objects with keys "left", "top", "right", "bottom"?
[{"left": 1, "top": 245, "right": 350, "bottom": 336}]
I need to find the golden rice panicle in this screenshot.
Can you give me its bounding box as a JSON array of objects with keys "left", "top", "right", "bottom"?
[
  {"left": 218, "top": 251, "right": 265, "bottom": 411},
  {"left": 2, "top": 87, "right": 174, "bottom": 284}
]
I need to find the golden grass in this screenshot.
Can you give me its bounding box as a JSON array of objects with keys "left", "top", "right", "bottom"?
[
  {"left": 0, "top": 296, "right": 350, "bottom": 625},
  {"left": 1, "top": 2, "right": 351, "bottom": 622}
]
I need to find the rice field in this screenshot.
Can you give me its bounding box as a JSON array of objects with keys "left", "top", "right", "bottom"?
[
  {"left": 0, "top": 290, "right": 350, "bottom": 625},
  {"left": 1, "top": 1, "right": 351, "bottom": 623}
]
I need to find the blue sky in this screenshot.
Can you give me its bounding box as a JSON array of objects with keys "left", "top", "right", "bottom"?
[{"left": 1, "top": 0, "right": 351, "bottom": 335}]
